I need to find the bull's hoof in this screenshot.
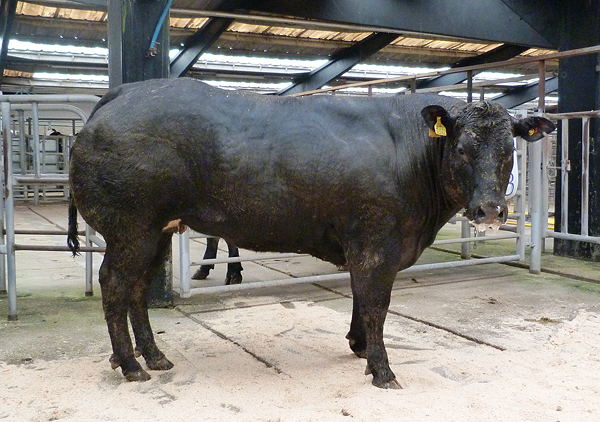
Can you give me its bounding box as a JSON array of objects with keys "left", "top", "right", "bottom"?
[
  {"left": 192, "top": 268, "right": 210, "bottom": 280},
  {"left": 366, "top": 364, "right": 401, "bottom": 389},
  {"left": 124, "top": 369, "right": 152, "bottom": 382},
  {"left": 225, "top": 271, "right": 243, "bottom": 285},
  {"left": 374, "top": 378, "right": 402, "bottom": 389},
  {"left": 146, "top": 354, "right": 174, "bottom": 371},
  {"left": 346, "top": 332, "right": 367, "bottom": 359}
]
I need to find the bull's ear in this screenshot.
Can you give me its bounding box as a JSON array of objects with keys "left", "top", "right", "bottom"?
[
  {"left": 512, "top": 116, "right": 556, "bottom": 142},
  {"left": 421, "top": 105, "right": 454, "bottom": 138}
]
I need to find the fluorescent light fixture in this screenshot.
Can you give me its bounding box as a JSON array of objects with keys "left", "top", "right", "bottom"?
[
  {"left": 33, "top": 72, "right": 109, "bottom": 82},
  {"left": 10, "top": 39, "right": 108, "bottom": 56}
]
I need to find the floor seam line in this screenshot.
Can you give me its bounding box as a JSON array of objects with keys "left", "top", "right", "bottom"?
[
  {"left": 311, "top": 283, "right": 506, "bottom": 351},
  {"left": 175, "top": 307, "right": 288, "bottom": 376}
]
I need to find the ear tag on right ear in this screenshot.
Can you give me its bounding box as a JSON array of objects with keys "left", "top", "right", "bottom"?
[
  {"left": 434, "top": 116, "right": 447, "bottom": 136},
  {"left": 528, "top": 128, "right": 537, "bottom": 136},
  {"left": 428, "top": 128, "right": 442, "bottom": 138}
]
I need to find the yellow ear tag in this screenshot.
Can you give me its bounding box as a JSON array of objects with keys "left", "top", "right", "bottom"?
[
  {"left": 528, "top": 128, "right": 537, "bottom": 136},
  {"left": 434, "top": 116, "right": 447, "bottom": 136},
  {"left": 428, "top": 128, "right": 441, "bottom": 138}
]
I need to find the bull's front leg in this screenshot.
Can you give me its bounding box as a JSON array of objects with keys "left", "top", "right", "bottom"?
[
  {"left": 346, "top": 293, "right": 367, "bottom": 358},
  {"left": 346, "top": 237, "right": 401, "bottom": 389}
]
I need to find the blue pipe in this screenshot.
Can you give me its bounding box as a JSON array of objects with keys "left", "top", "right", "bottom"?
[{"left": 149, "top": 0, "right": 173, "bottom": 50}]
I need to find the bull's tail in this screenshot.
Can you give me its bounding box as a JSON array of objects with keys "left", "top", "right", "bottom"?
[{"left": 67, "top": 194, "right": 80, "bottom": 256}]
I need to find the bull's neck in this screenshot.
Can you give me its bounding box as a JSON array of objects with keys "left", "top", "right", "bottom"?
[{"left": 420, "top": 137, "right": 462, "bottom": 231}]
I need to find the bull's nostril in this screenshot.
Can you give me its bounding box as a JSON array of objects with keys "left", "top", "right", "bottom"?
[
  {"left": 498, "top": 210, "right": 506, "bottom": 220},
  {"left": 475, "top": 207, "right": 486, "bottom": 221}
]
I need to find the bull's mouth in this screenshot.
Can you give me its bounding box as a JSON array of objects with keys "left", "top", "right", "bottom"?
[
  {"left": 465, "top": 205, "right": 507, "bottom": 233},
  {"left": 468, "top": 220, "right": 503, "bottom": 233}
]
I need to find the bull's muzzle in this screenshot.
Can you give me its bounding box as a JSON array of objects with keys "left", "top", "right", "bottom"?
[{"left": 468, "top": 202, "right": 508, "bottom": 233}]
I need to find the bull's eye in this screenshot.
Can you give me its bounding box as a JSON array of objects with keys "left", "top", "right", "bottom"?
[{"left": 457, "top": 145, "right": 465, "bottom": 155}]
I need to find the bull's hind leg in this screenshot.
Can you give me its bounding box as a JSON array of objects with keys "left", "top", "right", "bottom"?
[
  {"left": 346, "top": 235, "right": 401, "bottom": 389},
  {"left": 99, "top": 248, "right": 150, "bottom": 382},
  {"left": 192, "top": 237, "right": 219, "bottom": 280},
  {"left": 225, "top": 240, "right": 243, "bottom": 285},
  {"left": 129, "top": 233, "right": 174, "bottom": 371}
]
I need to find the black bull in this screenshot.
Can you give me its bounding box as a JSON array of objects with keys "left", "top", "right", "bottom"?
[{"left": 68, "top": 78, "right": 555, "bottom": 388}]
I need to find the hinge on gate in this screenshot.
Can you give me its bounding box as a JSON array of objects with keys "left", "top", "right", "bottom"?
[{"left": 565, "top": 159, "right": 571, "bottom": 172}]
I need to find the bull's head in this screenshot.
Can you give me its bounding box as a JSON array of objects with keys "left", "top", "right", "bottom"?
[{"left": 421, "top": 101, "right": 556, "bottom": 232}]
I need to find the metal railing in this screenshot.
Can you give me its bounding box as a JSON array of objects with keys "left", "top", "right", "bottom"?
[
  {"left": 536, "top": 111, "right": 600, "bottom": 251},
  {"left": 0, "top": 95, "right": 102, "bottom": 321},
  {"left": 176, "top": 45, "right": 600, "bottom": 295},
  {"left": 4, "top": 45, "right": 600, "bottom": 317},
  {"left": 177, "top": 137, "right": 528, "bottom": 298}
]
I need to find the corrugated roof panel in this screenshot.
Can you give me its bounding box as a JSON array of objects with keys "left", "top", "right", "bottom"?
[
  {"left": 426, "top": 40, "right": 462, "bottom": 49},
  {"left": 333, "top": 32, "right": 371, "bottom": 42},
  {"left": 3, "top": 69, "right": 33, "bottom": 78},
  {"left": 170, "top": 17, "right": 194, "bottom": 28},
  {"left": 301, "top": 29, "right": 341, "bottom": 40},
  {"left": 17, "top": 3, "right": 56, "bottom": 18},
  {"left": 452, "top": 42, "right": 485, "bottom": 51},
  {"left": 185, "top": 17, "right": 209, "bottom": 28},
  {"left": 521, "top": 48, "right": 556, "bottom": 56},
  {"left": 266, "top": 27, "right": 307, "bottom": 37},
  {"left": 229, "top": 22, "right": 270, "bottom": 33},
  {"left": 478, "top": 43, "right": 503, "bottom": 52},
  {"left": 395, "top": 37, "right": 432, "bottom": 47},
  {"left": 56, "top": 9, "right": 105, "bottom": 21}
]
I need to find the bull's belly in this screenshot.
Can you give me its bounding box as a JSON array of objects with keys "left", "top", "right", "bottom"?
[{"left": 182, "top": 213, "right": 346, "bottom": 266}]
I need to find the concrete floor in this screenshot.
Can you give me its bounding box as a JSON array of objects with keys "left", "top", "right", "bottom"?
[{"left": 1, "top": 203, "right": 600, "bottom": 421}]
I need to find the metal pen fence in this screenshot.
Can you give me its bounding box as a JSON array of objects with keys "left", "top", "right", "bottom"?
[
  {"left": 2, "top": 45, "right": 600, "bottom": 318},
  {"left": 0, "top": 95, "right": 102, "bottom": 321},
  {"left": 539, "top": 111, "right": 600, "bottom": 248},
  {"left": 176, "top": 132, "right": 528, "bottom": 298}
]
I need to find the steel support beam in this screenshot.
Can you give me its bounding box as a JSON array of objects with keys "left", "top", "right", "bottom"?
[
  {"left": 493, "top": 77, "right": 557, "bottom": 108},
  {"left": 417, "top": 44, "right": 528, "bottom": 89},
  {"left": 0, "top": 0, "right": 16, "bottom": 78},
  {"left": 107, "top": 0, "right": 169, "bottom": 87},
  {"left": 554, "top": 0, "right": 600, "bottom": 260},
  {"left": 170, "top": 17, "right": 232, "bottom": 78},
  {"left": 244, "top": 0, "right": 557, "bottom": 48},
  {"left": 278, "top": 32, "right": 397, "bottom": 96}
]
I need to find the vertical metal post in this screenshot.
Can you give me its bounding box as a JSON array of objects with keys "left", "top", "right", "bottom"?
[
  {"left": 410, "top": 78, "right": 416, "bottom": 94},
  {"left": 466, "top": 70, "right": 473, "bottom": 103},
  {"left": 17, "top": 110, "right": 26, "bottom": 200},
  {"left": 479, "top": 88, "right": 485, "bottom": 101},
  {"left": 367, "top": 85, "right": 372, "bottom": 97},
  {"left": 41, "top": 133, "right": 47, "bottom": 200},
  {"left": 581, "top": 117, "right": 590, "bottom": 236},
  {"left": 179, "top": 229, "right": 191, "bottom": 298},
  {"left": 560, "top": 119, "right": 569, "bottom": 234},
  {"left": 2, "top": 101, "right": 17, "bottom": 320},
  {"left": 0, "top": 112, "right": 5, "bottom": 294},
  {"left": 31, "top": 102, "right": 40, "bottom": 205},
  {"left": 540, "top": 131, "right": 550, "bottom": 252},
  {"left": 516, "top": 138, "right": 528, "bottom": 260},
  {"left": 85, "top": 225, "right": 94, "bottom": 296},
  {"left": 460, "top": 220, "right": 471, "bottom": 259},
  {"left": 529, "top": 61, "right": 546, "bottom": 274},
  {"left": 64, "top": 135, "right": 72, "bottom": 198}
]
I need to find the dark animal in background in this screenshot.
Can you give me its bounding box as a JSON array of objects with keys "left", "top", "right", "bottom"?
[
  {"left": 193, "top": 237, "right": 243, "bottom": 285},
  {"left": 68, "top": 78, "right": 555, "bottom": 388}
]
